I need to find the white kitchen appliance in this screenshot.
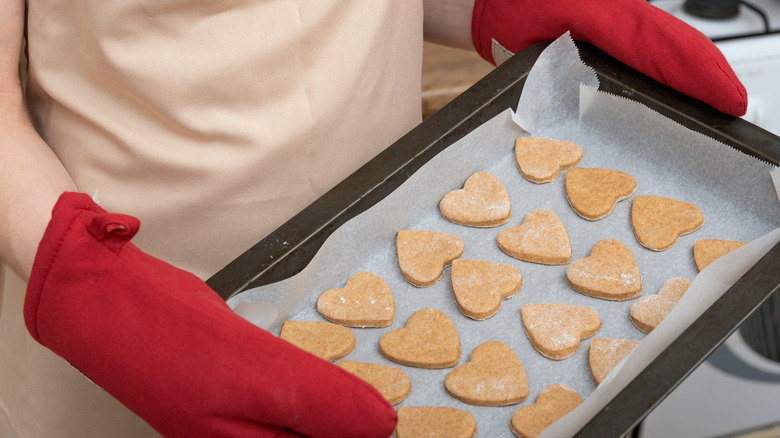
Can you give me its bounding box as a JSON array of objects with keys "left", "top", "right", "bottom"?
[{"left": 639, "top": 1, "right": 780, "bottom": 437}]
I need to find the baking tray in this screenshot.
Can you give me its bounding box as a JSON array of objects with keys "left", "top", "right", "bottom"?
[{"left": 206, "top": 41, "right": 780, "bottom": 437}]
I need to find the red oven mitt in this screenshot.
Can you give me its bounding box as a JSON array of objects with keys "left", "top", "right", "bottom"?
[
  {"left": 24, "top": 192, "right": 396, "bottom": 438},
  {"left": 472, "top": 0, "right": 747, "bottom": 116}
]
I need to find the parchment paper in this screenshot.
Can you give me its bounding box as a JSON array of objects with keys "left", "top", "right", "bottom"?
[{"left": 228, "top": 34, "right": 780, "bottom": 437}]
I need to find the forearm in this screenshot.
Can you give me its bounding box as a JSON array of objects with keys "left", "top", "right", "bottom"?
[
  {"left": 1, "top": 0, "right": 77, "bottom": 280},
  {"left": 0, "top": 107, "right": 77, "bottom": 280},
  {"left": 422, "top": 0, "right": 475, "bottom": 51}
]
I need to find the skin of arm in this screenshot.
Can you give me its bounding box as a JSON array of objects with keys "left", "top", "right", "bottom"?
[
  {"left": 0, "top": 0, "right": 78, "bottom": 281},
  {"left": 422, "top": 0, "right": 476, "bottom": 50}
]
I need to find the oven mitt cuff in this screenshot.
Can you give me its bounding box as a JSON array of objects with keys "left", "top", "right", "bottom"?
[
  {"left": 24, "top": 191, "right": 396, "bottom": 438},
  {"left": 472, "top": 0, "right": 747, "bottom": 116}
]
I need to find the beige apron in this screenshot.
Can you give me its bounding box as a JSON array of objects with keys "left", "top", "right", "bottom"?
[{"left": 1, "top": 1, "right": 423, "bottom": 436}]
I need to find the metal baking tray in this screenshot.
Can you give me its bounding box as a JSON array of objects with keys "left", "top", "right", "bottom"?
[{"left": 207, "top": 41, "right": 780, "bottom": 437}]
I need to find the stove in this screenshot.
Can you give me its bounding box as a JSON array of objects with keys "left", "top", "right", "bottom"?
[
  {"left": 640, "top": 1, "right": 780, "bottom": 437},
  {"left": 654, "top": 0, "right": 780, "bottom": 37}
]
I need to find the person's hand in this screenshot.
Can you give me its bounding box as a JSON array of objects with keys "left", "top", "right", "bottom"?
[
  {"left": 471, "top": 0, "right": 747, "bottom": 116},
  {"left": 24, "top": 192, "right": 396, "bottom": 438}
]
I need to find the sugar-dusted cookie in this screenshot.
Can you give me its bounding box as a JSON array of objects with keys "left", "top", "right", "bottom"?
[
  {"left": 631, "top": 195, "right": 705, "bottom": 251},
  {"left": 439, "top": 172, "right": 511, "bottom": 227},
  {"left": 693, "top": 239, "right": 748, "bottom": 271},
  {"left": 396, "top": 230, "right": 465, "bottom": 287},
  {"left": 520, "top": 303, "right": 601, "bottom": 360},
  {"left": 279, "top": 320, "right": 355, "bottom": 361},
  {"left": 450, "top": 259, "right": 523, "bottom": 320},
  {"left": 445, "top": 341, "right": 529, "bottom": 406},
  {"left": 510, "top": 384, "right": 583, "bottom": 438},
  {"left": 565, "top": 167, "right": 637, "bottom": 220},
  {"left": 338, "top": 360, "right": 411, "bottom": 405},
  {"left": 316, "top": 272, "right": 395, "bottom": 327},
  {"left": 379, "top": 308, "right": 461, "bottom": 368},
  {"left": 566, "top": 238, "right": 642, "bottom": 301},
  {"left": 514, "top": 137, "right": 583, "bottom": 183},
  {"left": 588, "top": 338, "right": 640, "bottom": 385},
  {"left": 497, "top": 209, "right": 572, "bottom": 265},
  {"left": 395, "top": 407, "right": 477, "bottom": 438},
  {"left": 630, "top": 277, "right": 692, "bottom": 333}
]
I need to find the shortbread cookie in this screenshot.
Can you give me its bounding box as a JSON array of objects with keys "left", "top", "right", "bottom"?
[
  {"left": 631, "top": 195, "right": 705, "bottom": 251},
  {"left": 514, "top": 137, "right": 583, "bottom": 183},
  {"left": 510, "top": 384, "right": 583, "bottom": 438},
  {"left": 588, "top": 338, "right": 641, "bottom": 385},
  {"left": 630, "top": 277, "right": 692, "bottom": 333},
  {"left": 379, "top": 308, "right": 461, "bottom": 368},
  {"left": 396, "top": 230, "right": 465, "bottom": 287},
  {"left": 497, "top": 209, "right": 572, "bottom": 265},
  {"left": 338, "top": 360, "right": 411, "bottom": 405},
  {"left": 316, "top": 272, "right": 395, "bottom": 327},
  {"left": 566, "top": 238, "right": 642, "bottom": 301},
  {"left": 694, "top": 239, "right": 748, "bottom": 271},
  {"left": 450, "top": 259, "right": 523, "bottom": 320},
  {"left": 279, "top": 321, "right": 355, "bottom": 361},
  {"left": 395, "top": 407, "right": 477, "bottom": 438},
  {"left": 565, "top": 167, "right": 637, "bottom": 220},
  {"left": 520, "top": 303, "right": 601, "bottom": 360},
  {"left": 445, "top": 341, "right": 529, "bottom": 406},
  {"left": 439, "top": 172, "right": 511, "bottom": 227}
]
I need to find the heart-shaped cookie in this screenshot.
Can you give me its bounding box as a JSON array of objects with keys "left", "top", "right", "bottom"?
[
  {"left": 316, "top": 272, "right": 395, "bottom": 327},
  {"left": 338, "top": 360, "right": 411, "bottom": 405},
  {"left": 565, "top": 167, "right": 637, "bottom": 220},
  {"left": 693, "top": 239, "right": 747, "bottom": 271},
  {"left": 514, "top": 137, "right": 583, "bottom": 183},
  {"left": 395, "top": 407, "right": 476, "bottom": 438},
  {"left": 439, "top": 172, "right": 511, "bottom": 227},
  {"left": 631, "top": 195, "right": 705, "bottom": 251},
  {"left": 497, "top": 209, "right": 572, "bottom": 265},
  {"left": 279, "top": 320, "right": 355, "bottom": 361},
  {"left": 588, "top": 338, "right": 640, "bottom": 385},
  {"left": 510, "top": 384, "right": 583, "bottom": 438},
  {"left": 396, "top": 230, "right": 465, "bottom": 287},
  {"left": 445, "top": 341, "right": 529, "bottom": 406},
  {"left": 450, "top": 259, "right": 523, "bottom": 320},
  {"left": 630, "top": 277, "right": 692, "bottom": 333},
  {"left": 520, "top": 303, "right": 601, "bottom": 360},
  {"left": 566, "top": 238, "right": 642, "bottom": 301},
  {"left": 379, "top": 308, "right": 461, "bottom": 368}
]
